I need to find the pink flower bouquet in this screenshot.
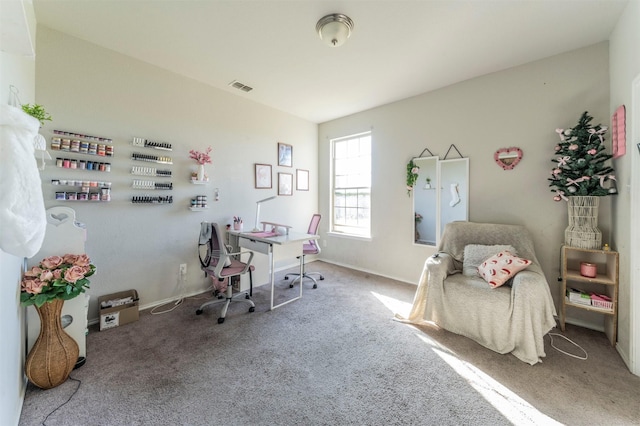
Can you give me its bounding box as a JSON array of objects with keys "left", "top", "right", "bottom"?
[
  {"left": 189, "top": 147, "right": 212, "bottom": 165},
  {"left": 20, "top": 254, "right": 96, "bottom": 307}
]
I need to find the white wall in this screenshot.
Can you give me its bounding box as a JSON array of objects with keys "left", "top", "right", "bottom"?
[
  {"left": 1, "top": 2, "right": 37, "bottom": 424},
  {"left": 319, "top": 43, "right": 611, "bottom": 315},
  {"left": 35, "top": 27, "right": 318, "bottom": 321},
  {"left": 609, "top": 0, "right": 640, "bottom": 373}
]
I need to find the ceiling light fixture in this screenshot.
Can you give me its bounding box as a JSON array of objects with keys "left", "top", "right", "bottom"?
[{"left": 316, "top": 13, "right": 354, "bottom": 47}]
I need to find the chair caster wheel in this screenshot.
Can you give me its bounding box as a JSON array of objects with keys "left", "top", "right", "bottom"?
[
  {"left": 196, "top": 309, "right": 203, "bottom": 315},
  {"left": 320, "top": 276, "right": 325, "bottom": 280},
  {"left": 289, "top": 284, "right": 294, "bottom": 288},
  {"left": 217, "top": 317, "right": 225, "bottom": 324},
  {"left": 284, "top": 276, "right": 289, "bottom": 280},
  {"left": 249, "top": 306, "right": 255, "bottom": 313},
  {"left": 313, "top": 284, "right": 317, "bottom": 289}
]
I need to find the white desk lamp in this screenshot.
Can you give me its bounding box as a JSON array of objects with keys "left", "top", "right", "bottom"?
[{"left": 253, "top": 196, "right": 277, "bottom": 232}]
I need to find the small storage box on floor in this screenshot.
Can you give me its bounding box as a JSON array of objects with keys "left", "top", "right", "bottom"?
[{"left": 99, "top": 290, "right": 139, "bottom": 331}]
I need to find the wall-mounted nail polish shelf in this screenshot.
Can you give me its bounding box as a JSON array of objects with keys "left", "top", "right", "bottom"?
[
  {"left": 190, "top": 178, "right": 209, "bottom": 185},
  {"left": 131, "top": 153, "right": 172, "bottom": 164},
  {"left": 55, "top": 189, "right": 111, "bottom": 202},
  {"left": 132, "top": 180, "right": 173, "bottom": 190},
  {"left": 55, "top": 158, "right": 111, "bottom": 172},
  {"left": 131, "top": 195, "right": 173, "bottom": 204},
  {"left": 51, "top": 138, "right": 114, "bottom": 157},
  {"left": 51, "top": 179, "right": 112, "bottom": 188},
  {"left": 189, "top": 195, "right": 208, "bottom": 211},
  {"left": 131, "top": 167, "right": 172, "bottom": 177},
  {"left": 53, "top": 130, "right": 112, "bottom": 144},
  {"left": 132, "top": 137, "right": 172, "bottom": 151}
]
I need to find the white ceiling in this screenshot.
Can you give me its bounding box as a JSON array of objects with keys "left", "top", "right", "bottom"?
[{"left": 33, "top": 0, "right": 628, "bottom": 123}]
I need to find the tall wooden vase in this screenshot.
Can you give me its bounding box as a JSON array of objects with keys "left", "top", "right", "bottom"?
[{"left": 25, "top": 299, "right": 79, "bottom": 389}]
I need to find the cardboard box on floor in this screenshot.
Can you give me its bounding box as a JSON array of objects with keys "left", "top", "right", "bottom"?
[{"left": 99, "top": 290, "right": 139, "bottom": 331}]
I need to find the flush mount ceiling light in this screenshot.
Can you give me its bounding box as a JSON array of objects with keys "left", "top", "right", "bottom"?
[{"left": 316, "top": 13, "right": 354, "bottom": 47}]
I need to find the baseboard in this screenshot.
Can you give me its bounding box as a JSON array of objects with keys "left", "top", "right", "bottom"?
[
  {"left": 87, "top": 262, "right": 304, "bottom": 326},
  {"left": 318, "top": 258, "right": 416, "bottom": 286}
]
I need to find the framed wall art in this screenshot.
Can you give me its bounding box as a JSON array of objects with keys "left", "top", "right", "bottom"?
[
  {"left": 612, "top": 105, "right": 626, "bottom": 159},
  {"left": 254, "top": 163, "right": 272, "bottom": 189},
  {"left": 278, "top": 172, "right": 293, "bottom": 196},
  {"left": 278, "top": 142, "right": 292, "bottom": 167},
  {"left": 296, "top": 169, "right": 309, "bottom": 191}
]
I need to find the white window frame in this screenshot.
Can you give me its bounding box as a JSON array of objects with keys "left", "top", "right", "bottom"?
[{"left": 330, "top": 131, "right": 372, "bottom": 238}]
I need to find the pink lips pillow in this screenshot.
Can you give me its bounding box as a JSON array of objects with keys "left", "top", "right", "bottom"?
[{"left": 477, "top": 250, "right": 532, "bottom": 288}]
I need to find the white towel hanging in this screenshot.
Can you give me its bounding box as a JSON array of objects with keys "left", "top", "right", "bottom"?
[{"left": 0, "top": 103, "right": 47, "bottom": 258}]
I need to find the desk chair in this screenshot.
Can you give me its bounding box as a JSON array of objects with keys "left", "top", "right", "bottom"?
[
  {"left": 284, "top": 214, "right": 324, "bottom": 289},
  {"left": 196, "top": 222, "right": 255, "bottom": 324}
]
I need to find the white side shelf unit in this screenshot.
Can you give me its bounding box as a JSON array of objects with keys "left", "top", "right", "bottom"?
[{"left": 560, "top": 245, "right": 619, "bottom": 346}]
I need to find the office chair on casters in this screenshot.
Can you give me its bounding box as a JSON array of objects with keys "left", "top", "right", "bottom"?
[
  {"left": 284, "top": 214, "right": 324, "bottom": 289},
  {"left": 196, "top": 222, "right": 255, "bottom": 324}
]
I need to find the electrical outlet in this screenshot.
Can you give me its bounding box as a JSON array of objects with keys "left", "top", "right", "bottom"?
[{"left": 180, "top": 264, "right": 187, "bottom": 275}]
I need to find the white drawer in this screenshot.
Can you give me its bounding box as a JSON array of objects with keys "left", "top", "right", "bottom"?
[{"left": 239, "top": 237, "right": 271, "bottom": 254}]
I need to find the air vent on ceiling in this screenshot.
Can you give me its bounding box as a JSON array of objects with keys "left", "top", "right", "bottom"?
[{"left": 228, "top": 80, "right": 253, "bottom": 93}]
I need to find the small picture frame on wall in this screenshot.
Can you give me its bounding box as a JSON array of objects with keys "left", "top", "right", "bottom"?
[
  {"left": 278, "top": 142, "right": 293, "bottom": 167},
  {"left": 254, "top": 163, "right": 272, "bottom": 189},
  {"left": 278, "top": 172, "right": 293, "bottom": 196},
  {"left": 296, "top": 169, "right": 309, "bottom": 191}
]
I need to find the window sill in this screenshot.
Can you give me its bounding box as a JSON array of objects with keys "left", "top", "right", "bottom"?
[{"left": 327, "top": 232, "right": 372, "bottom": 242}]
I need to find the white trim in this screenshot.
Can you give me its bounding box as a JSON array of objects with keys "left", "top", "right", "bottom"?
[{"left": 629, "top": 73, "right": 640, "bottom": 375}]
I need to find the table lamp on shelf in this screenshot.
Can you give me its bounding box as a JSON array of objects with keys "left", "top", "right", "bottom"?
[{"left": 253, "top": 195, "right": 277, "bottom": 232}]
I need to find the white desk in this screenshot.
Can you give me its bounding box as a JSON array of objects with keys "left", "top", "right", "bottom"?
[{"left": 228, "top": 230, "right": 318, "bottom": 310}]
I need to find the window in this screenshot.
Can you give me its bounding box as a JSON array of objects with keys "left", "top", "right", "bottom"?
[{"left": 331, "top": 132, "right": 371, "bottom": 237}]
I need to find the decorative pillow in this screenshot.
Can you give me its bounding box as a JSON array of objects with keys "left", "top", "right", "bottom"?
[
  {"left": 477, "top": 250, "right": 532, "bottom": 288},
  {"left": 462, "top": 244, "right": 517, "bottom": 276}
]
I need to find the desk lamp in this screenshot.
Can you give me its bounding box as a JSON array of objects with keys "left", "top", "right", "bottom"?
[{"left": 252, "top": 196, "right": 277, "bottom": 232}]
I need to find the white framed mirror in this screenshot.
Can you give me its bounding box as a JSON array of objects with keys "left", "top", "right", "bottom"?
[
  {"left": 412, "top": 156, "right": 469, "bottom": 246},
  {"left": 413, "top": 156, "right": 438, "bottom": 245},
  {"left": 437, "top": 158, "right": 469, "bottom": 243}
]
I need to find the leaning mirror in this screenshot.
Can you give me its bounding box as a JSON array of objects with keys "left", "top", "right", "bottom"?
[
  {"left": 412, "top": 156, "right": 438, "bottom": 245},
  {"left": 438, "top": 158, "right": 469, "bottom": 241}
]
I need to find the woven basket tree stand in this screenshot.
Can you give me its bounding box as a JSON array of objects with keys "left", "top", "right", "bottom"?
[
  {"left": 25, "top": 299, "right": 79, "bottom": 389},
  {"left": 565, "top": 195, "right": 602, "bottom": 249}
]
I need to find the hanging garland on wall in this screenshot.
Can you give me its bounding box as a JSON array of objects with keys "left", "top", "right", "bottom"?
[{"left": 406, "top": 159, "right": 420, "bottom": 196}]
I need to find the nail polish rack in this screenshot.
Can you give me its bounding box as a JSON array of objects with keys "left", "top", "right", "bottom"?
[
  {"left": 131, "top": 152, "right": 173, "bottom": 164},
  {"left": 55, "top": 158, "right": 111, "bottom": 172},
  {"left": 132, "top": 137, "right": 172, "bottom": 151},
  {"left": 50, "top": 129, "right": 114, "bottom": 202},
  {"left": 131, "top": 195, "right": 173, "bottom": 204},
  {"left": 51, "top": 130, "right": 114, "bottom": 157},
  {"left": 131, "top": 166, "right": 172, "bottom": 178},
  {"left": 189, "top": 195, "right": 208, "bottom": 211},
  {"left": 130, "top": 137, "right": 174, "bottom": 204},
  {"left": 53, "top": 180, "right": 111, "bottom": 202},
  {"left": 132, "top": 180, "right": 173, "bottom": 190}
]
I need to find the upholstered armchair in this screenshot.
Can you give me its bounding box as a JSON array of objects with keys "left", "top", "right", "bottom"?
[{"left": 406, "top": 221, "right": 557, "bottom": 365}]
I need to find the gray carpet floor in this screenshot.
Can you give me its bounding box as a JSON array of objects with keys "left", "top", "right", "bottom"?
[{"left": 19, "top": 261, "right": 640, "bottom": 425}]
